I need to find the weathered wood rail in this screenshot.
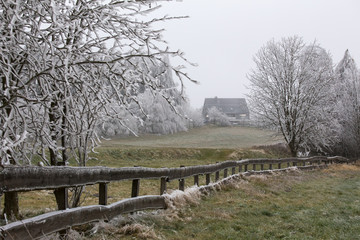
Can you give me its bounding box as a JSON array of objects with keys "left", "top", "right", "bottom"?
[{"left": 0, "top": 156, "right": 351, "bottom": 239}]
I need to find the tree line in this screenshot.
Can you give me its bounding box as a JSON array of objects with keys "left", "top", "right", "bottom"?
[{"left": 248, "top": 36, "right": 360, "bottom": 158}]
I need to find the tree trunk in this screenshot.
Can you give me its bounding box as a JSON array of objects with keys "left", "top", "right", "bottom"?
[{"left": 288, "top": 142, "right": 297, "bottom": 157}]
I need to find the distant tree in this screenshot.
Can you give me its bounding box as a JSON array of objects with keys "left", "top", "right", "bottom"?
[
  {"left": 184, "top": 106, "right": 204, "bottom": 129},
  {"left": 139, "top": 90, "right": 188, "bottom": 134},
  {"left": 138, "top": 55, "right": 190, "bottom": 134},
  {"left": 207, "top": 107, "right": 231, "bottom": 126},
  {"left": 248, "top": 36, "right": 336, "bottom": 156},
  {"left": 97, "top": 109, "right": 140, "bottom": 137},
  {"left": 333, "top": 50, "right": 360, "bottom": 157},
  {"left": 98, "top": 54, "right": 198, "bottom": 136}
]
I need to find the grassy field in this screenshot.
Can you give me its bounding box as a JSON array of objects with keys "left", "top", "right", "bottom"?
[
  {"left": 87, "top": 163, "right": 360, "bottom": 240},
  {"left": 10, "top": 126, "right": 360, "bottom": 240},
  {"left": 14, "top": 126, "right": 286, "bottom": 218},
  {"left": 101, "top": 125, "right": 282, "bottom": 149},
  {"left": 85, "top": 125, "right": 285, "bottom": 168}
]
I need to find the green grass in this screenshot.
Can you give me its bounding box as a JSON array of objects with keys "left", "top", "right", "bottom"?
[
  {"left": 88, "top": 164, "right": 360, "bottom": 240},
  {"left": 86, "top": 148, "right": 235, "bottom": 168},
  {"left": 85, "top": 125, "right": 285, "bottom": 168},
  {"left": 100, "top": 125, "right": 282, "bottom": 149}
]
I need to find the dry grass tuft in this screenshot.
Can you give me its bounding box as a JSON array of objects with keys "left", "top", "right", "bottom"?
[
  {"left": 161, "top": 176, "right": 248, "bottom": 220},
  {"left": 247, "top": 174, "right": 269, "bottom": 181},
  {"left": 164, "top": 186, "right": 202, "bottom": 210},
  {"left": 39, "top": 229, "right": 83, "bottom": 240},
  {"left": 118, "top": 223, "right": 158, "bottom": 239},
  {"left": 89, "top": 219, "right": 159, "bottom": 239},
  {"left": 162, "top": 186, "right": 202, "bottom": 221},
  {"left": 90, "top": 220, "right": 119, "bottom": 235}
]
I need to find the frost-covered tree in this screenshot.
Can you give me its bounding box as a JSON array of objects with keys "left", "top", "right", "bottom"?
[
  {"left": 184, "top": 106, "right": 204, "bottom": 129},
  {"left": 333, "top": 50, "right": 360, "bottom": 157},
  {"left": 207, "top": 107, "right": 231, "bottom": 126},
  {"left": 98, "top": 54, "right": 195, "bottom": 136},
  {"left": 138, "top": 90, "right": 187, "bottom": 134},
  {"left": 138, "top": 55, "right": 188, "bottom": 134},
  {"left": 248, "top": 36, "right": 336, "bottom": 156},
  {"left": 1, "top": 0, "right": 194, "bottom": 218}
]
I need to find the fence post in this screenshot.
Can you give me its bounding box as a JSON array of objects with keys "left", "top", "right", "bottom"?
[
  {"left": 303, "top": 161, "right": 306, "bottom": 166},
  {"left": 231, "top": 167, "right": 235, "bottom": 175},
  {"left": 54, "top": 187, "right": 69, "bottom": 237},
  {"left": 131, "top": 179, "right": 140, "bottom": 198},
  {"left": 244, "top": 164, "right": 248, "bottom": 172},
  {"left": 224, "top": 168, "right": 228, "bottom": 178},
  {"left": 215, "top": 171, "right": 220, "bottom": 182},
  {"left": 53, "top": 163, "right": 68, "bottom": 237},
  {"left": 194, "top": 175, "right": 199, "bottom": 186},
  {"left": 179, "top": 179, "right": 185, "bottom": 191},
  {"left": 179, "top": 165, "right": 185, "bottom": 191},
  {"left": 160, "top": 177, "right": 167, "bottom": 195},
  {"left": 287, "top": 162, "right": 290, "bottom": 168},
  {"left": 293, "top": 162, "right": 297, "bottom": 167},
  {"left": 54, "top": 188, "right": 68, "bottom": 210},
  {"left": 215, "top": 163, "right": 219, "bottom": 181},
  {"left": 206, "top": 173, "right": 211, "bottom": 185},
  {"left": 239, "top": 164, "right": 242, "bottom": 173},
  {"left": 278, "top": 163, "right": 281, "bottom": 169},
  {"left": 99, "top": 183, "right": 108, "bottom": 205},
  {"left": 261, "top": 164, "right": 264, "bottom": 171},
  {"left": 269, "top": 164, "right": 273, "bottom": 170},
  {"left": 253, "top": 164, "right": 256, "bottom": 171},
  {"left": 131, "top": 166, "right": 140, "bottom": 198}
]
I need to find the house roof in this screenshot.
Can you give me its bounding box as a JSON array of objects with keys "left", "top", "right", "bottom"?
[{"left": 202, "top": 97, "right": 249, "bottom": 115}]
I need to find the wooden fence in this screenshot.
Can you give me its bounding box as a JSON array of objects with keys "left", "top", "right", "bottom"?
[{"left": 0, "top": 156, "right": 351, "bottom": 239}]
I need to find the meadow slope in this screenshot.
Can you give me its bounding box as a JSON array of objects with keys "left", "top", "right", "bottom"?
[{"left": 100, "top": 125, "right": 282, "bottom": 149}]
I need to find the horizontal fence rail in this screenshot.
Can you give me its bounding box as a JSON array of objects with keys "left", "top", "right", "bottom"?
[
  {"left": 0, "top": 195, "right": 165, "bottom": 240},
  {"left": 0, "top": 156, "right": 349, "bottom": 194},
  {"left": 0, "top": 156, "right": 352, "bottom": 239}
]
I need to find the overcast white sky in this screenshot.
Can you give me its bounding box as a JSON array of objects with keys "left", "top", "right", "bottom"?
[{"left": 152, "top": 0, "right": 360, "bottom": 108}]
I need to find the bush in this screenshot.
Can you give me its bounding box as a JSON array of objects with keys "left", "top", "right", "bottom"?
[{"left": 207, "top": 107, "right": 231, "bottom": 126}]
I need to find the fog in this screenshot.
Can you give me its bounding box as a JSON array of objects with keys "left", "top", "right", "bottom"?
[{"left": 153, "top": 0, "right": 360, "bottom": 108}]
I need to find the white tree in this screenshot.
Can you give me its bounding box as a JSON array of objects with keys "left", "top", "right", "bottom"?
[
  {"left": 184, "top": 106, "right": 204, "bottom": 129},
  {"left": 207, "top": 107, "right": 231, "bottom": 126},
  {"left": 248, "top": 36, "right": 337, "bottom": 156},
  {"left": 138, "top": 90, "right": 188, "bottom": 134},
  {"left": 334, "top": 50, "right": 360, "bottom": 157},
  {"left": 97, "top": 54, "right": 190, "bottom": 136},
  {"left": 137, "top": 55, "right": 189, "bottom": 134},
  {"left": 1, "top": 0, "right": 194, "bottom": 217}
]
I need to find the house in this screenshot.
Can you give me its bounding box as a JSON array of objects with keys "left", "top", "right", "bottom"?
[{"left": 202, "top": 97, "right": 250, "bottom": 124}]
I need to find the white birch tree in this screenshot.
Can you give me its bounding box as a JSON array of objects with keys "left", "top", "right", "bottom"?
[{"left": 248, "top": 36, "right": 336, "bottom": 156}]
